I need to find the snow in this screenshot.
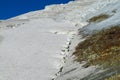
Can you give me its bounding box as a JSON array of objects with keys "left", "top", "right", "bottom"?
[
  {"left": 79, "top": 0, "right": 120, "bottom": 35},
  {"left": 0, "top": 0, "right": 120, "bottom": 80},
  {"left": 55, "top": 0, "right": 120, "bottom": 80},
  {"left": 0, "top": 18, "right": 75, "bottom": 80}
]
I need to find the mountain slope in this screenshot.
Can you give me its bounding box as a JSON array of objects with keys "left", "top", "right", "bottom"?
[
  {"left": 0, "top": 18, "right": 76, "bottom": 80},
  {"left": 0, "top": 0, "right": 120, "bottom": 80},
  {"left": 55, "top": 0, "right": 120, "bottom": 80}
]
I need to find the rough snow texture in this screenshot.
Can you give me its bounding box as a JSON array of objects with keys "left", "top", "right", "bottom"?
[
  {"left": 79, "top": 0, "right": 120, "bottom": 35},
  {"left": 0, "top": 0, "right": 120, "bottom": 80},
  {"left": 0, "top": 18, "right": 76, "bottom": 80}
]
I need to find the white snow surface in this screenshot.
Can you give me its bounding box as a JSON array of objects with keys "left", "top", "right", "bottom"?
[
  {"left": 0, "top": 0, "right": 120, "bottom": 80},
  {"left": 0, "top": 18, "right": 75, "bottom": 80}
]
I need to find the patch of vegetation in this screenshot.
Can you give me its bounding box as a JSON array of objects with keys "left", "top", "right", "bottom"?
[
  {"left": 105, "top": 74, "right": 120, "bottom": 80},
  {"left": 73, "top": 25, "right": 120, "bottom": 69},
  {"left": 88, "top": 14, "right": 110, "bottom": 23}
]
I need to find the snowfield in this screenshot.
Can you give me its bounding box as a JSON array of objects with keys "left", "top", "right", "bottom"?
[
  {"left": 0, "top": 0, "right": 120, "bottom": 80},
  {"left": 0, "top": 18, "right": 75, "bottom": 80}
]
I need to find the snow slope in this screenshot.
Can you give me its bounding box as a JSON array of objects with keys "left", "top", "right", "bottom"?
[
  {"left": 0, "top": 18, "right": 76, "bottom": 80},
  {"left": 55, "top": 0, "right": 120, "bottom": 80},
  {"left": 0, "top": 0, "right": 120, "bottom": 80}
]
